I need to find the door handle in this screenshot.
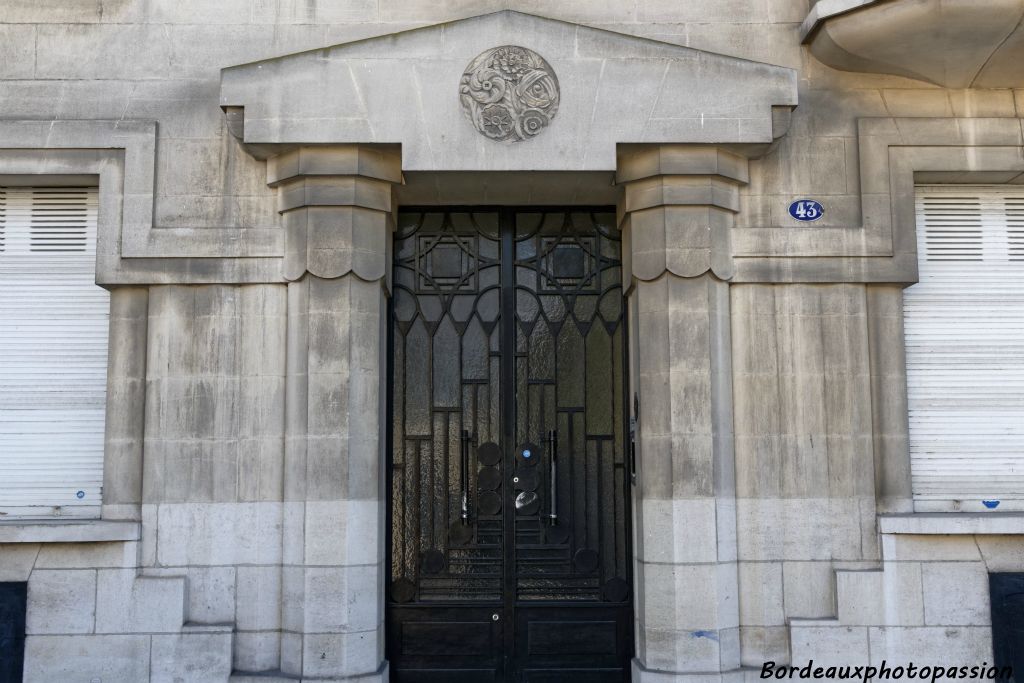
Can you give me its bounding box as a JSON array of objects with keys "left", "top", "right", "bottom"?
[
  {"left": 460, "top": 429, "right": 471, "bottom": 524},
  {"left": 547, "top": 429, "right": 558, "bottom": 525}
]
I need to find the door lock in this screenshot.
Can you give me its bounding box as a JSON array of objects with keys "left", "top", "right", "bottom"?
[{"left": 492, "top": 613, "right": 500, "bottom": 622}]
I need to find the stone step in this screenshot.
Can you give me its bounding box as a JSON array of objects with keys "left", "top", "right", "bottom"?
[{"left": 230, "top": 672, "right": 298, "bottom": 683}]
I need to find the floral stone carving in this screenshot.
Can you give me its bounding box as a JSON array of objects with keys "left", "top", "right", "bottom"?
[{"left": 459, "top": 45, "right": 560, "bottom": 142}]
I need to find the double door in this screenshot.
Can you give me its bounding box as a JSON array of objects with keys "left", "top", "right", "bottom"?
[{"left": 387, "top": 208, "right": 633, "bottom": 682}]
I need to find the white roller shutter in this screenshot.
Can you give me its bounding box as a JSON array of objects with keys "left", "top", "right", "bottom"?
[
  {"left": 905, "top": 186, "right": 1024, "bottom": 512},
  {"left": 0, "top": 187, "right": 107, "bottom": 518}
]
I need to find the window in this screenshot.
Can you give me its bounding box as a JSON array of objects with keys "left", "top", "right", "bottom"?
[
  {"left": 0, "top": 186, "right": 107, "bottom": 518},
  {"left": 904, "top": 187, "right": 1024, "bottom": 512}
]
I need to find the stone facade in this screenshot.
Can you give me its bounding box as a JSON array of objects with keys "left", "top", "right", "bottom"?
[{"left": 1, "top": 1, "right": 1023, "bottom": 681}]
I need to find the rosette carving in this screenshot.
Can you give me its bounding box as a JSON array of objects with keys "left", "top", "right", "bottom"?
[{"left": 459, "top": 45, "right": 559, "bottom": 143}]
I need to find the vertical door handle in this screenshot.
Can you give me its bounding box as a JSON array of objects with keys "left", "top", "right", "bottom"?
[
  {"left": 547, "top": 429, "right": 558, "bottom": 525},
  {"left": 460, "top": 429, "right": 471, "bottom": 524}
]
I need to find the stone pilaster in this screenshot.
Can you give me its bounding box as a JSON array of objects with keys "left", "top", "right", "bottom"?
[
  {"left": 272, "top": 145, "right": 401, "bottom": 681},
  {"left": 102, "top": 287, "right": 149, "bottom": 522},
  {"left": 617, "top": 145, "right": 745, "bottom": 681}
]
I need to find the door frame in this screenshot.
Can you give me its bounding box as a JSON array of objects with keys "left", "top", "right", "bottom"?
[{"left": 383, "top": 205, "right": 636, "bottom": 680}]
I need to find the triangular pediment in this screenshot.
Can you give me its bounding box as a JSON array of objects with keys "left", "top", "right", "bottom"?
[{"left": 220, "top": 10, "right": 797, "bottom": 171}]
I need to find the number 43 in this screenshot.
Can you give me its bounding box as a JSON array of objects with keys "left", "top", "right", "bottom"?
[{"left": 795, "top": 201, "right": 819, "bottom": 219}]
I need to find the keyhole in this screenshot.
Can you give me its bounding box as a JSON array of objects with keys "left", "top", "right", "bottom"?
[{"left": 492, "top": 613, "right": 500, "bottom": 621}]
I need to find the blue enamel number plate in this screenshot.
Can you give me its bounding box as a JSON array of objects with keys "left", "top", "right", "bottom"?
[{"left": 788, "top": 199, "right": 824, "bottom": 222}]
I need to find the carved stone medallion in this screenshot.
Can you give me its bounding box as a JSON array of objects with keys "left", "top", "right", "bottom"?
[{"left": 459, "top": 45, "right": 560, "bottom": 143}]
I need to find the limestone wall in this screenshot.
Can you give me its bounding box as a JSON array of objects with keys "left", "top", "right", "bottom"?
[
  {"left": 732, "top": 283, "right": 878, "bottom": 664},
  {"left": 2, "top": 0, "right": 1024, "bottom": 680},
  {"left": 1, "top": 0, "right": 1020, "bottom": 247}
]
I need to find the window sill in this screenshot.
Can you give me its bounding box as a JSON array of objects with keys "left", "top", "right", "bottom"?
[
  {"left": 880, "top": 513, "right": 1024, "bottom": 535},
  {"left": 0, "top": 519, "right": 140, "bottom": 543}
]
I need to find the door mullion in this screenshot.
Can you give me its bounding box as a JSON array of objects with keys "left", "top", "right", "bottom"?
[{"left": 499, "top": 208, "right": 517, "bottom": 682}]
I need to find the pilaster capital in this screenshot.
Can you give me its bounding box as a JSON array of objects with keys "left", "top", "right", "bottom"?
[
  {"left": 616, "top": 145, "right": 750, "bottom": 284},
  {"left": 267, "top": 144, "right": 402, "bottom": 283}
]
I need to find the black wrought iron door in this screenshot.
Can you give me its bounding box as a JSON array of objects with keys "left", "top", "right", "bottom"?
[{"left": 387, "top": 208, "right": 633, "bottom": 683}]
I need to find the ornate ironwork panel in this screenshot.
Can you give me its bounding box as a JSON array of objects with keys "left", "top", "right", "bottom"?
[
  {"left": 511, "top": 211, "right": 628, "bottom": 603},
  {"left": 387, "top": 208, "right": 632, "bottom": 683},
  {"left": 390, "top": 210, "right": 504, "bottom": 604}
]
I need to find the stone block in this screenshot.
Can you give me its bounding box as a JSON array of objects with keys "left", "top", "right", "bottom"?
[
  {"left": 302, "top": 627, "right": 384, "bottom": 679},
  {"left": 142, "top": 503, "right": 159, "bottom": 567},
  {"left": 157, "top": 137, "right": 224, "bottom": 198},
  {"left": 27, "top": 570, "right": 96, "bottom": 635},
  {"left": 789, "top": 624, "right": 869, "bottom": 666},
  {"left": 638, "top": 625, "right": 734, "bottom": 673},
  {"left": 95, "top": 569, "right": 185, "bottom": 634},
  {"left": 836, "top": 565, "right": 923, "bottom": 626},
  {"left": 738, "top": 562, "right": 784, "bottom": 626},
  {"left": 236, "top": 565, "right": 282, "bottom": 631},
  {"left": 303, "top": 565, "right": 382, "bottom": 633},
  {"left": 761, "top": 136, "right": 848, "bottom": 196},
  {"left": 881, "top": 535, "right": 981, "bottom": 562},
  {"left": 739, "top": 625, "right": 789, "bottom": 666},
  {"left": 234, "top": 630, "right": 281, "bottom": 672},
  {"left": 880, "top": 90, "right": 953, "bottom": 118},
  {"left": 152, "top": 632, "right": 233, "bottom": 683},
  {"left": 783, "top": 561, "right": 836, "bottom": 619},
  {"left": 281, "top": 565, "right": 304, "bottom": 634},
  {"left": 719, "top": 626, "right": 741, "bottom": 670},
  {"left": 23, "top": 634, "right": 151, "bottom": 683},
  {"left": 976, "top": 535, "right": 1024, "bottom": 571},
  {"left": 637, "top": 498, "right": 718, "bottom": 564},
  {"left": 0, "top": 25, "right": 37, "bottom": 79},
  {"left": 157, "top": 502, "right": 283, "bottom": 566},
  {"left": 186, "top": 566, "right": 237, "bottom": 624},
  {"left": 0, "top": 543, "right": 41, "bottom": 581},
  {"left": 34, "top": 542, "right": 139, "bottom": 569},
  {"left": 948, "top": 90, "right": 1017, "bottom": 118},
  {"left": 867, "top": 626, "right": 992, "bottom": 664},
  {"left": 717, "top": 499, "right": 739, "bottom": 563},
  {"left": 267, "top": 145, "right": 403, "bottom": 186},
  {"left": 802, "top": 88, "right": 889, "bottom": 139},
  {"left": 281, "top": 631, "right": 303, "bottom": 675},
  {"left": 305, "top": 499, "right": 382, "bottom": 567},
  {"left": 277, "top": 176, "right": 394, "bottom": 213},
  {"left": 637, "top": 562, "right": 738, "bottom": 632},
  {"left": 921, "top": 562, "right": 990, "bottom": 626},
  {"left": 736, "top": 498, "right": 864, "bottom": 562},
  {"left": 634, "top": 659, "right": 746, "bottom": 683},
  {"left": 0, "top": 0, "right": 108, "bottom": 22}
]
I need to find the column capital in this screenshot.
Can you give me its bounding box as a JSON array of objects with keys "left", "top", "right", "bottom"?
[
  {"left": 616, "top": 144, "right": 750, "bottom": 185},
  {"left": 267, "top": 144, "right": 402, "bottom": 283},
  {"left": 616, "top": 144, "right": 749, "bottom": 284}
]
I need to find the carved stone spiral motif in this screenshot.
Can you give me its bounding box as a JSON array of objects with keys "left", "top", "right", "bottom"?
[{"left": 459, "top": 45, "right": 560, "bottom": 143}]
